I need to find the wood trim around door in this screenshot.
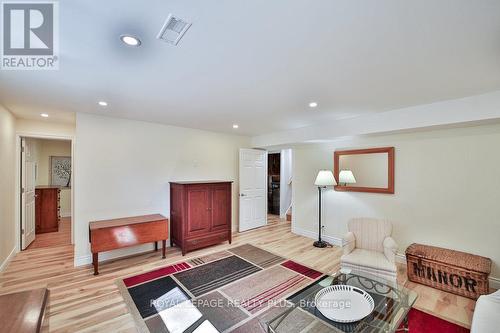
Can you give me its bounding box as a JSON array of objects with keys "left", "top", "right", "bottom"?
[{"left": 333, "top": 147, "right": 395, "bottom": 194}]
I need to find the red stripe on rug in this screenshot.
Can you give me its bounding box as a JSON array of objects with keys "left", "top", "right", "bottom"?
[
  {"left": 281, "top": 260, "right": 322, "bottom": 279},
  {"left": 123, "top": 262, "right": 191, "bottom": 287}
]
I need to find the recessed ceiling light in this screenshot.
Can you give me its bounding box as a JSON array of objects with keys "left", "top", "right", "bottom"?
[
  {"left": 309, "top": 102, "right": 318, "bottom": 108},
  {"left": 120, "top": 34, "right": 141, "bottom": 47},
  {"left": 40, "top": 113, "right": 49, "bottom": 118},
  {"left": 232, "top": 124, "right": 239, "bottom": 129},
  {"left": 98, "top": 101, "right": 108, "bottom": 107}
]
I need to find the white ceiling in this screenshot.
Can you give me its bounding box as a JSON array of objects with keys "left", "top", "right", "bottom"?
[{"left": 1, "top": 0, "right": 500, "bottom": 136}]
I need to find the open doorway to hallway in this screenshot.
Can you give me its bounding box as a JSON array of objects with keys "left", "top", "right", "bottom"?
[
  {"left": 267, "top": 152, "right": 280, "bottom": 215},
  {"left": 20, "top": 137, "right": 72, "bottom": 250},
  {"left": 267, "top": 149, "right": 293, "bottom": 223}
]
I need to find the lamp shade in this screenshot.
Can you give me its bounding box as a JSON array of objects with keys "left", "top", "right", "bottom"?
[
  {"left": 314, "top": 170, "right": 337, "bottom": 186},
  {"left": 339, "top": 170, "right": 356, "bottom": 184}
]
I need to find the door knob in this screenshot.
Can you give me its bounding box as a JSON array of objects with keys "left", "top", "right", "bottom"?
[{"left": 240, "top": 193, "right": 246, "bottom": 197}]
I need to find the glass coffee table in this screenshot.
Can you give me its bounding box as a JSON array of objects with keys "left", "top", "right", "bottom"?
[{"left": 266, "top": 270, "right": 417, "bottom": 333}]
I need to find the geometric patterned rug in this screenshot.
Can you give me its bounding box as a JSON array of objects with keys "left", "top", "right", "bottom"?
[
  {"left": 117, "top": 244, "right": 324, "bottom": 332},
  {"left": 117, "top": 244, "right": 470, "bottom": 333}
]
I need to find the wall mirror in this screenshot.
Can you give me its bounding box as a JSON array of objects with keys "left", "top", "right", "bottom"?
[{"left": 334, "top": 147, "right": 394, "bottom": 194}]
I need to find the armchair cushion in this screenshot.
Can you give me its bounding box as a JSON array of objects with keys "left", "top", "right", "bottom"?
[
  {"left": 341, "top": 249, "right": 397, "bottom": 274},
  {"left": 347, "top": 218, "right": 392, "bottom": 252},
  {"left": 383, "top": 236, "right": 398, "bottom": 263},
  {"left": 343, "top": 232, "right": 356, "bottom": 256},
  {"left": 348, "top": 218, "right": 392, "bottom": 252}
]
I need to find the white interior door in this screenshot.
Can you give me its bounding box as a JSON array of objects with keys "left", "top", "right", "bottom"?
[
  {"left": 21, "top": 138, "right": 36, "bottom": 249},
  {"left": 239, "top": 148, "right": 267, "bottom": 232}
]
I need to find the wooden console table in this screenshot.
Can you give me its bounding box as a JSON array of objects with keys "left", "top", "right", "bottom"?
[{"left": 89, "top": 214, "right": 168, "bottom": 275}]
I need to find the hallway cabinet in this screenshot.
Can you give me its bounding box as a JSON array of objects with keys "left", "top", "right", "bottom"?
[
  {"left": 169, "top": 181, "right": 232, "bottom": 255},
  {"left": 35, "top": 186, "right": 60, "bottom": 234}
]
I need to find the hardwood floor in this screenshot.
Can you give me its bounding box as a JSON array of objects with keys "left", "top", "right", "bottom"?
[
  {"left": 28, "top": 217, "right": 71, "bottom": 249},
  {"left": 0, "top": 215, "right": 475, "bottom": 332}
]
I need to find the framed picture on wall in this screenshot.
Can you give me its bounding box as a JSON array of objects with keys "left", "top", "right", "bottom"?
[{"left": 50, "top": 156, "right": 71, "bottom": 188}]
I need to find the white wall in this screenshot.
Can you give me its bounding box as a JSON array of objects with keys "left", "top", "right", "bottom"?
[
  {"left": 74, "top": 113, "right": 250, "bottom": 265},
  {"left": 0, "top": 106, "right": 16, "bottom": 271},
  {"left": 16, "top": 118, "right": 75, "bottom": 137},
  {"left": 293, "top": 123, "right": 500, "bottom": 278}
]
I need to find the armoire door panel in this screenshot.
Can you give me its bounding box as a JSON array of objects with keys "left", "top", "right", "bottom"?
[
  {"left": 186, "top": 187, "right": 211, "bottom": 235},
  {"left": 211, "top": 185, "right": 231, "bottom": 231}
]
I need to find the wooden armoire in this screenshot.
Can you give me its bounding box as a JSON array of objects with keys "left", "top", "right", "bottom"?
[{"left": 169, "top": 181, "right": 232, "bottom": 255}]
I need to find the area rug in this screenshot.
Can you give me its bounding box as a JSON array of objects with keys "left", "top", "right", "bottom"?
[
  {"left": 117, "top": 244, "right": 470, "bottom": 333},
  {"left": 407, "top": 308, "right": 469, "bottom": 333}
]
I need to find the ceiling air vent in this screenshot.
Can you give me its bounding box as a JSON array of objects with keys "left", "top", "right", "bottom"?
[{"left": 157, "top": 14, "right": 192, "bottom": 46}]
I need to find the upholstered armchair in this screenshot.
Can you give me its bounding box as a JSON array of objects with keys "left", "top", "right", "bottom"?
[{"left": 341, "top": 218, "right": 398, "bottom": 281}]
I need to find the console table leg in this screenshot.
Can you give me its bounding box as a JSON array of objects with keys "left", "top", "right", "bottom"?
[
  {"left": 154, "top": 241, "right": 158, "bottom": 251},
  {"left": 162, "top": 240, "right": 166, "bottom": 259},
  {"left": 93, "top": 253, "right": 99, "bottom": 275}
]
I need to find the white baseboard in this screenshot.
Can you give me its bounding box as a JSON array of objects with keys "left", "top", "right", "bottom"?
[
  {"left": 489, "top": 277, "right": 500, "bottom": 290},
  {"left": 291, "top": 225, "right": 344, "bottom": 247},
  {"left": 74, "top": 254, "right": 92, "bottom": 267},
  {"left": 0, "top": 247, "right": 17, "bottom": 272}
]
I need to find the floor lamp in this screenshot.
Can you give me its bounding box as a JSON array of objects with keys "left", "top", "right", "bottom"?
[{"left": 313, "top": 170, "right": 337, "bottom": 248}]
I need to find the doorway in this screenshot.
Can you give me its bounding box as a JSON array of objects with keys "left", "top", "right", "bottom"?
[
  {"left": 19, "top": 137, "right": 73, "bottom": 250},
  {"left": 267, "top": 149, "right": 293, "bottom": 223},
  {"left": 267, "top": 153, "right": 280, "bottom": 215},
  {"left": 238, "top": 148, "right": 293, "bottom": 232}
]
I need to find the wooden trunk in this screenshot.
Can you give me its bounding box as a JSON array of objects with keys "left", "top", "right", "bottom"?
[
  {"left": 406, "top": 243, "right": 491, "bottom": 299},
  {"left": 35, "top": 186, "right": 60, "bottom": 234},
  {"left": 170, "top": 181, "right": 232, "bottom": 255}
]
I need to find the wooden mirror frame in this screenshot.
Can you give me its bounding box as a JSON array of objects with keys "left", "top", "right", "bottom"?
[{"left": 334, "top": 147, "right": 395, "bottom": 194}]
